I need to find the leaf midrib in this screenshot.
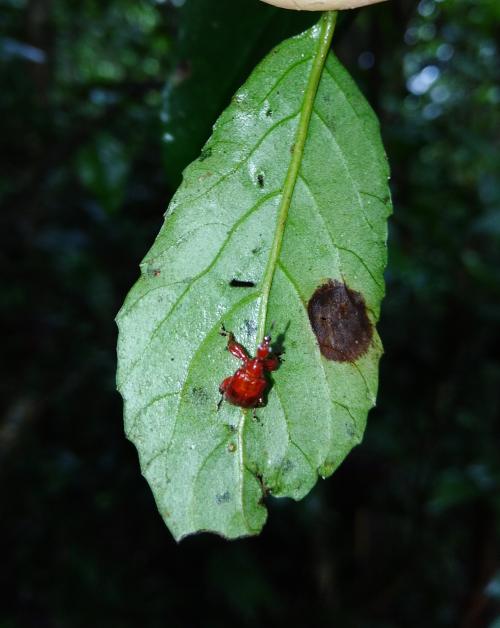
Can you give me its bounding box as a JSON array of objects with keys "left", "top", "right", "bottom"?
[{"left": 256, "top": 10, "right": 337, "bottom": 343}]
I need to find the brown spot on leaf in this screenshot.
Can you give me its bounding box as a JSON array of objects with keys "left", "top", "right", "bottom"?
[{"left": 307, "top": 279, "right": 373, "bottom": 362}]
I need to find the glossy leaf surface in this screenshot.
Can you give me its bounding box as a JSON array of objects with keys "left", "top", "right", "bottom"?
[{"left": 117, "top": 14, "right": 391, "bottom": 540}]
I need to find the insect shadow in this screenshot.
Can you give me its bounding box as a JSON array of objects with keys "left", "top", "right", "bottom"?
[{"left": 258, "top": 320, "right": 291, "bottom": 412}]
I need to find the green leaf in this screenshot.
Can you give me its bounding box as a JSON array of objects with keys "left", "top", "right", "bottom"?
[{"left": 117, "top": 12, "right": 391, "bottom": 541}]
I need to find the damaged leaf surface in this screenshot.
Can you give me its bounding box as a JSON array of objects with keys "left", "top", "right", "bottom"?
[{"left": 117, "top": 13, "right": 391, "bottom": 540}]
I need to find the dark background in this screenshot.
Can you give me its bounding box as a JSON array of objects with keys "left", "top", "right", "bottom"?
[{"left": 1, "top": 0, "right": 500, "bottom": 626}]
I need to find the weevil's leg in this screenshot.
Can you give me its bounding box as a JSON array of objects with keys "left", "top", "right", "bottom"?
[
  {"left": 264, "top": 356, "right": 280, "bottom": 371},
  {"left": 227, "top": 335, "right": 248, "bottom": 362},
  {"left": 220, "top": 325, "right": 248, "bottom": 362},
  {"left": 252, "top": 408, "right": 260, "bottom": 421},
  {"left": 217, "top": 378, "right": 231, "bottom": 411}
]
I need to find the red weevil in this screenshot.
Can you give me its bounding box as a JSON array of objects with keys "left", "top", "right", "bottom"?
[{"left": 218, "top": 327, "right": 280, "bottom": 410}]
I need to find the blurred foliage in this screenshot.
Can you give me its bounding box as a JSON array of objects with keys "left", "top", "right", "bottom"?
[{"left": 1, "top": 0, "right": 499, "bottom": 626}]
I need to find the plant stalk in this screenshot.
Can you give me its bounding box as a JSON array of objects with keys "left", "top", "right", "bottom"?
[{"left": 256, "top": 11, "right": 337, "bottom": 344}]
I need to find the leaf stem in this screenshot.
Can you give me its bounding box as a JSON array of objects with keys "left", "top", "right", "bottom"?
[{"left": 256, "top": 11, "right": 337, "bottom": 343}]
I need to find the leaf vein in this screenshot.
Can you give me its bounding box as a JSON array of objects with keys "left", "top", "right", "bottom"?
[
  {"left": 323, "top": 61, "right": 377, "bottom": 148},
  {"left": 127, "top": 390, "right": 180, "bottom": 440},
  {"left": 120, "top": 191, "right": 280, "bottom": 384},
  {"left": 257, "top": 56, "right": 311, "bottom": 106},
  {"left": 312, "top": 109, "right": 377, "bottom": 234},
  {"left": 173, "top": 110, "right": 300, "bottom": 211},
  {"left": 273, "top": 385, "right": 316, "bottom": 478},
  {"left": 298, "top": 174, "right": 383, "bottom": 292},
  {"left": 170, "top": 293, "right": 260, "bottom": 530},
  {"left": 145, "top": 221, "right": 230, "bottom": 266}
]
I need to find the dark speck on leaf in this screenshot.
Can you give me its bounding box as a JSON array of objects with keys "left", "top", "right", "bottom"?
[
  {"left": 345, "top": 421, "right": 356, "bottom": 438},
  {"left": 257, "top": 173, "right": 265, "bottom": 188},
  {"left": 307, "top": 279, "right": 373, "bottom": 362},
  {"left": 266, "top": 108, "right": 272, "bottom": 117},
  {"left": 191, "top": 386, "right": 209, "bottom": 403},
  {"left": 281, "top": 459, "right": 294, "bottom": 474},
  {"left": 198, "top": 147, "right": 212, "bottom": 162},
  {"left": 244, "top": 319, "right": 257, "bottom": 336},
  {"left": 215, "top": 491, "right": 231, "bottom": 505},
  {"left": 229, "top": 279, "right": 255, "bottom": 288}
]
